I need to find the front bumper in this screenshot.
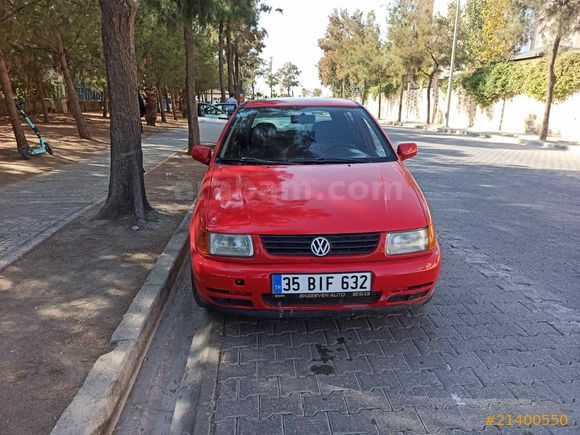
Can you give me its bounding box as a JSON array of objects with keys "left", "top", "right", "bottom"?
[{"left": 191, "top": 244, "right": 441, "bottom": 316}]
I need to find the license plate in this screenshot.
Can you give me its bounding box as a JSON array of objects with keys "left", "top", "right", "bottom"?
[{"left": 272, "top": 272, "right": 372, "bottom": 294}]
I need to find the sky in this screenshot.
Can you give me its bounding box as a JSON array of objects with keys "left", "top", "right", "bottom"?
[{"left": 255, "top": 0, "right": 389, "bottom": 97}]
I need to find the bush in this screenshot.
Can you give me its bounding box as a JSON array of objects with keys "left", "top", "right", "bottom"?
[{"left": 459, "top": 52, "right": 580, "bottom": 106}]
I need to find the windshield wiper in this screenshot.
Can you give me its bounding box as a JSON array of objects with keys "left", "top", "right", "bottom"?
[
  {"left": 217, "top": 157, "right": 296, "bottom": 165},
  {"left": 291, "top": 157, "right": 366, "bottom": 164}
]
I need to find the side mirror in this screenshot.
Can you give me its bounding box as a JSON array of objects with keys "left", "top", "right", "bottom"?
[
  {"left": 397, "top": 142, "right": 418, "bottom": 161},
  {"left": 191, "top": 145, "right": 212, "bottom": 165},
  {"left": 218, "top": 114, "right": 229, "bottom": 120}
]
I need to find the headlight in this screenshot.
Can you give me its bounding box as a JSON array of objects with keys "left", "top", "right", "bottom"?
[
  {"left": 209, "top": 233, "right": 254, "bottom": 257},
  {"left": 386, "top": 228, "right": 429, "bottom": 255}
]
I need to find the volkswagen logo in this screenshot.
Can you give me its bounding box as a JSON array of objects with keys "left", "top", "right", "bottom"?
[{"left": 311, "top": 237, "right": 331, "bottom": 256}]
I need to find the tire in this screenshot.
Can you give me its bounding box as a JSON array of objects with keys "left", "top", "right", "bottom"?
[
  {"left": 19, "top": 148, "right": 32, "bottom": 160},
  {"left": 44, "top": 142, "right": 54, "bottom": 155},
  {"left": 190, "top": 267, "right": 210, "bottom": 308}
]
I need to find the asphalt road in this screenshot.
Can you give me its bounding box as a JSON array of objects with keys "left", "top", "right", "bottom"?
[{"left": 116, "top": 129, "right": 580, "bottom": 434}]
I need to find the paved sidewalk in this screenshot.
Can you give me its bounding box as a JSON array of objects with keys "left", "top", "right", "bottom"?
[
  {"left": 0, "top": 128, "right": 188, "bottom": 270},
  {"left": 381, "top": 121, "right": 580, "bottom": 150}
]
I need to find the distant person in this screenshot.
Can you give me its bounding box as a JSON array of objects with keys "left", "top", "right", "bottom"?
[
  {"left": 138, "top": 94, "right": 146, "bottom": 133},
  {"left": 224, "top": 93, "right": 238, "bottom": 106}
]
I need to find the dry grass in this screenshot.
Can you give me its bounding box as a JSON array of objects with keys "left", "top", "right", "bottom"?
[{"left": 0, "top": 112, "right": 187, "bottom": 188}]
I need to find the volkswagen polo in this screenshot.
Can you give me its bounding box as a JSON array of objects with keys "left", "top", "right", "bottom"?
[{"left": 189, "top": 98, "right": 441, "bottom": 316}]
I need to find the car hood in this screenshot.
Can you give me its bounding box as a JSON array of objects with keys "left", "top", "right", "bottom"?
[{"left": 205, "top": 162, "right": 428, "bottom": 234}]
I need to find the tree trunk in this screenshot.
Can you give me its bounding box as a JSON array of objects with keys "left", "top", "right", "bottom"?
[
  {"left": 234, "top": 43, "right": 241, "bottom": 100},
  {"left": 226, "top": 20, "right": 234, "bottom": 95},
  {"left": 378, "top": 83, "right": 382, "bottom": 119},
  {"left": 55, "top": 30, "right": 91, "bottom": 139},
  {"left": 426, "top": 72, "right": 435, "bottom": 125},
  {"left": 157, "top": 83, "right": 166, "bottom": 123},
  {"left": 144, "top": 86, "right": 157, "bottom": 126},
  {"left": 97, "top": 0, "right": 152, "bottom": 223},
  {"left": 539, "top": 33, "right": 561, "bottom": 141},
  {"left": 184, "top": 22, "right": 200, "bottom": 151},
  {"left": 218, "top": 17, "right": 226, "bottom": 101},
  {"left": 0, "top": 47, "right": 30, "bottom": 155},
  {"left": 171, "top": 90, "right": 178, "bottom": 120},
  {"left": 38, "top": 79, "right": 50, "bottom": 123},
  {"left": 397, "top": 75, "right": 404, "bottom": 123}
]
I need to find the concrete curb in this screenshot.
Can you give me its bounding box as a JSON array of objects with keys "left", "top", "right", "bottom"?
[{"left": 51, "top": 211, "right": 192, "bottom": 435}]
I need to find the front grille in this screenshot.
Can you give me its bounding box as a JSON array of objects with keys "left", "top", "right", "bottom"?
[
  {"left": 261, "top": 233, "right": 380, "bottom": 256},
  {"left": 263, "top": 292, "right": 381, "bottom": 307}
]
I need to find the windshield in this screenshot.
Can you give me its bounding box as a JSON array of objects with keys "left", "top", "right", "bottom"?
[{"left": 216, "top": 106, "right": 396, "bottom": 164}]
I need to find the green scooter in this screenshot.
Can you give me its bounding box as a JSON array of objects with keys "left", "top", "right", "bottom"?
[{"left": 16, "top": 103, "right": 53, "bottom": 159}]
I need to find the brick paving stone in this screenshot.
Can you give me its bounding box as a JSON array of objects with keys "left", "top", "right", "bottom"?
[
  {"left": 395, "top": 370, "right": 442, "bottom": 389},
  {"left": 385, "top": 387, "right": 434, "bottom": 410},
  {"left": 257, "top": 360, "right": 296, "bottom": 379},
  {"left": 328, "top": 409, "right": 379, "bottom": 434},
  {"left": 434, "top": 368, "right": 483, "bottom": 388},
  {"left": 239, "top": 415, "right": 283, "bottom": 435},
  {"left": 238, "top": 377, "right": 278, "bottom": 399},
  {"left": 283, "top": 413, "right": 331, "bottom": 435},
  {"left": 367, "top": 355, "right": 410, "bottom": 373},
  {"left": 292, "top": 331, "right": 326, "bottom": 347},
  {"left": 379, "top": 339, "right": 421, "bottom": 356},
  {"left": 357, "top": 371, "right": 402, "bottom": 391},
  {"left": 303, "top": 391, "right": 348, "bottom": 416},
  {"left": 219, "top": 362, "right": 257, "bottom": 381},
  {"left": 332, "top": 356, "right": 373, "bottom": 375},
  {"left": 276, "top": 345, "right": 312, "bottom": 361},
  {"left": 240, "top": 346, "right": 276, "bottom": 363},
  {"left": 260, "top": 396, "right": 303, "bottom": 419},
  {"left": 280, "top": 375, "right": 319, "bottom": 396},
  {"left": 372, "top": 408, "right": 427, "bottom": 434},
  {"left": 218, "top": 379, "right": 238, "bottom": 401},
  {"left": 324, "top": 329, "right": 361, "bottom": 345},
  {"left": 216, "top": 395, "right": 259, "bottom": 421},
  {"left": 214, "top": 417, "right": 236, "bottom": 435},
  {"left": 405, "top": 353, "right": 448, "bottom": 370},
  {"left": 343, "top": 389, "right": 391, "bottom": 412},
  {"left": 416, "top": 406, "right": 471, "bottom": 432},
  {"left": 317, "top": 373, "right": 360, "bottom": 395},
  {"left": 345, "top": 341, "right": 383, "bottom": 358}
]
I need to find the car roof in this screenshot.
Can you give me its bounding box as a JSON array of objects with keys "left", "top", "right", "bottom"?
[{"left": 244, "top": 98, "right": 359, "bottom": 108}]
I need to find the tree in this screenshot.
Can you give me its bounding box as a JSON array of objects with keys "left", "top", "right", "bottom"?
[
  {"left": 465, "top": 0, "right": 528, "bottom": 66},
  {"left": 386, "top": 0, "right": 426, "bottom": 122},
  {"left": 23, "top": 0, "right": 96, "bottom": 139},
  {"left": 312, "top": 87, "right": 322, "bottom": 97},
  {"left": 0, "top": 0, "right": 30, "bottom": 157},
  {"left": 277, "top": 62, "right": 301, "bottom": 96},
  {"left": 318, "top": 9, "right": 389, "bottom": 103},
  {"left": 521, "top": 0, "right": 580, "bottom": 140},
  {"left": 265, "top": 56, "right": 278, "bottom": 97},
  {"left": 97, "top": 0, "right": 151, "bottom": 223},
  {"left": 176, "top": 0, "right": 211, "bottom": 151}
]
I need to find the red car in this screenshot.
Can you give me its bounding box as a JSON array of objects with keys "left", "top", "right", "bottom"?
[{"left": 189, "top": 98, "right": 440, "bottom": 316}]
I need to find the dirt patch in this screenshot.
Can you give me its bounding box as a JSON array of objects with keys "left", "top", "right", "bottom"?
[
  {"left": 0, "top": 112, "right": 187, "bottom": 188},
  {"left": 0, "top": 150, "right": 206, "bottom": 435}
]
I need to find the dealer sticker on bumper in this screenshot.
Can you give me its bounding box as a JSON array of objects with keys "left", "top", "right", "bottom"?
[{"left": 272, "top": 272, "right": 372, "bottom": 294}]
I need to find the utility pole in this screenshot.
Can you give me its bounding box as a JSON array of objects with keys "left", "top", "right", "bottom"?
[{"left": 445, "top": 0, "right": 460, "bottom": 128}]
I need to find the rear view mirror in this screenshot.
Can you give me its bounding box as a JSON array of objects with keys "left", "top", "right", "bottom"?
[
  {"left": 191, "top": 145, "right": 212, "bottom": 165},
  {"left": 397, "top": 142, "right": 418, "bottom": 161}
]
